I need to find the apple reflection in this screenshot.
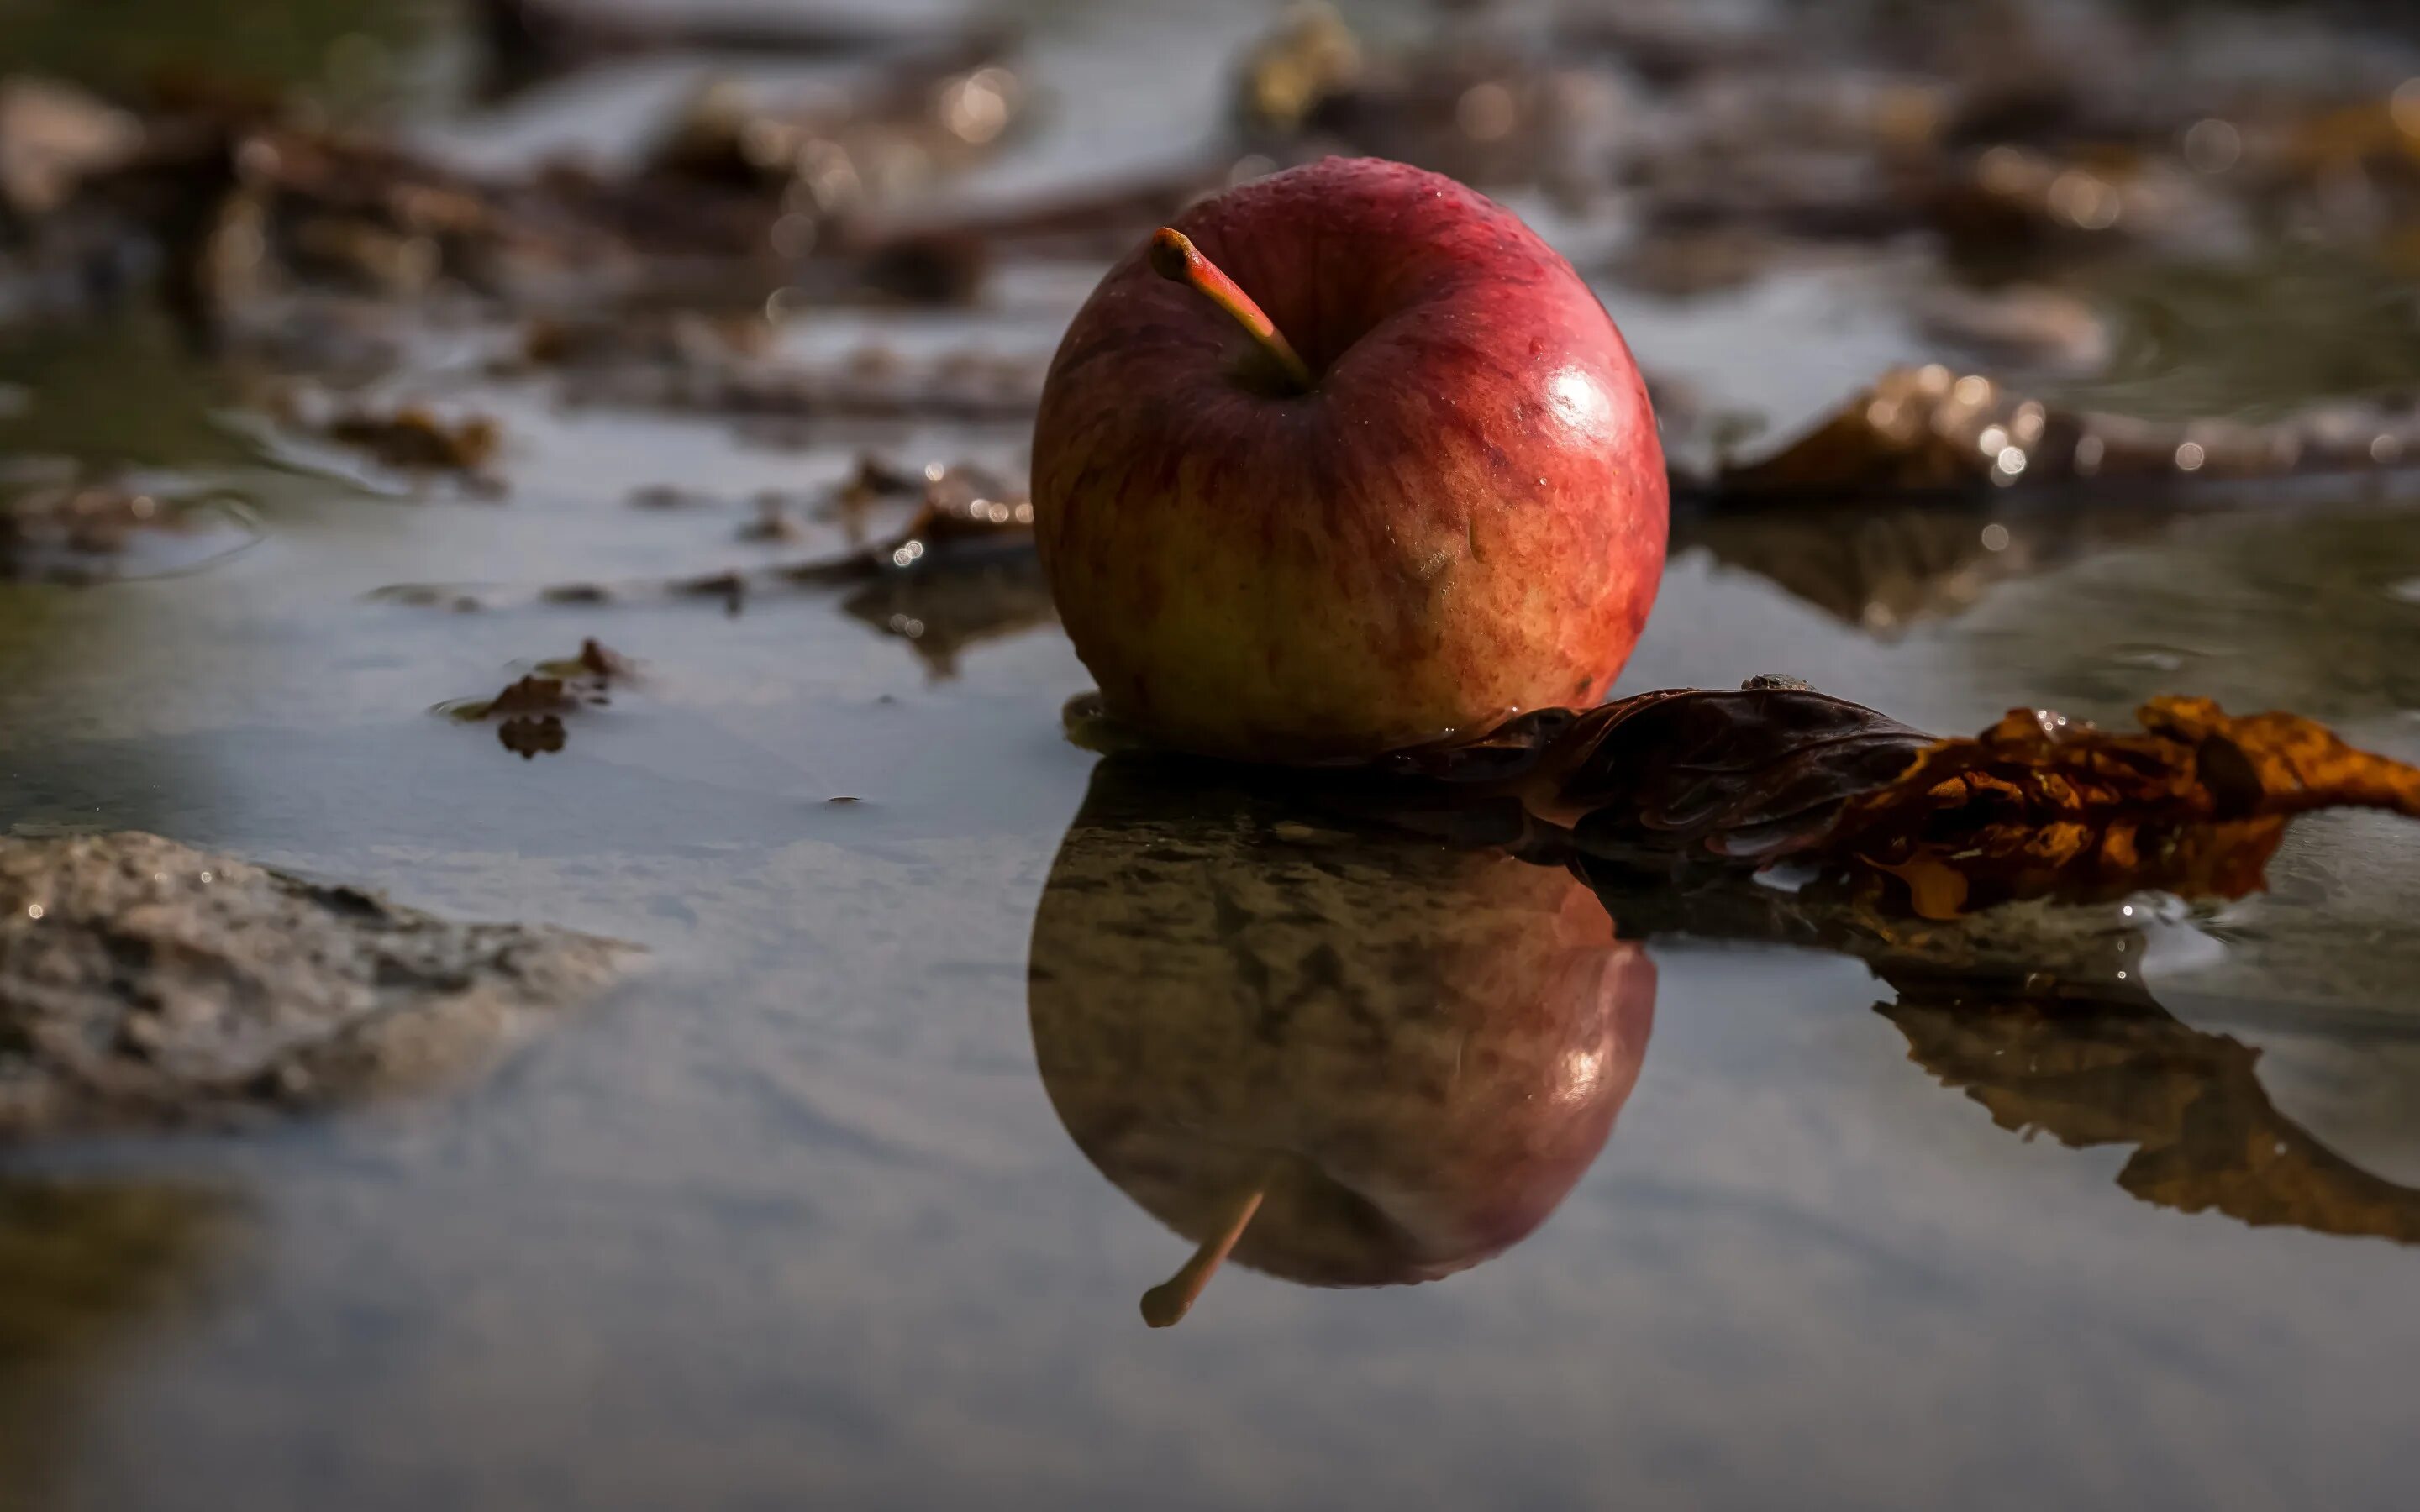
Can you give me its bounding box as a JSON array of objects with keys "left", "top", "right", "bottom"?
[{"left": 1028, "top": 755, "right": 1654, "bottom": 1326}]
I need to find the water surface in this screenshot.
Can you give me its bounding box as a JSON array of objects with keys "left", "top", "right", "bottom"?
[{"left": 6, "top": 3, "right": 2420, "bottom": 1508}]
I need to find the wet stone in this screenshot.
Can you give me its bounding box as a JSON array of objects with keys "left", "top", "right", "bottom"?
[{"left": 0, "top": 832, "right": 634, "bottom": 1138}]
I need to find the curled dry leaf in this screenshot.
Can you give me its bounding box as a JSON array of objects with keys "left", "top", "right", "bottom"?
[
  {"left": 1833, "top": 696, "right": 2420, "bottom": 917},
  {"left": 1371, "top": 687, "right": 2420, "bottom": 918},
  {"left": 1371, "top": 686, "right": 1932, "bottom": 864}
]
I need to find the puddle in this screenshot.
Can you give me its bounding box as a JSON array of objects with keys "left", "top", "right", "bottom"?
[{"left": 5, "top": 0, "right": 2420, "bottom": 1507}]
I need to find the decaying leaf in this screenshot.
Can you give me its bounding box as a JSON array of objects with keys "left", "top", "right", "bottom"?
[
  {"left": 1835, "top": 696, "right": 2420, "bottom": 917},
  {"left": 1370, "top": 686, "right": 2420, "bottom": 917},
  {"left": 439, "top": 639, "right": 634, "bottom": 759},
  {"left": 1705, "top": 365, "right": 2420, "bottom": 501},
  {"left": 324, "top": 404, "right": 502, "bottom": 475},
  {"left": 1370, "top": 686, "right": 1933, "bottom": 865}
]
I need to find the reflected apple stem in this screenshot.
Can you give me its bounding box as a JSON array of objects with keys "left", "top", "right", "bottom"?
[
  {"left": 1139, "top": 1179, "right": 1267, "bottom": 1328},
  {"left": 1148, "top": 228, "right": 1314, "bottom": 393}
]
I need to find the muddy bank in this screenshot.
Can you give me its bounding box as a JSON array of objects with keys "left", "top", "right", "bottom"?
[{"left": 0, "top": 829, "right": 633, "bottom": 1137}]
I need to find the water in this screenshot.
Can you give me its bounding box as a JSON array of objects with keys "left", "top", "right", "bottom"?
[{"left": 7, "top": 3, "right": 2420, "bottom": 1508}]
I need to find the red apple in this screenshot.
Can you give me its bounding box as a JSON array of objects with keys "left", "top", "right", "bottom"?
[
  {"left": 1029, "top": 758, "right": 1656, "bottom": 1324},
  {"left": 1031, "top": 156, "right": 1667, "bottom": 764}
]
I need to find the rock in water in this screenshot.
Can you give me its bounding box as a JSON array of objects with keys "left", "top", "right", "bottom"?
[{"left": 0, "top": 832, "right": 634, "bottom": 1138}]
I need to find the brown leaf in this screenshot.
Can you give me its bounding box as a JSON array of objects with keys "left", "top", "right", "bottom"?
[
  {"left": 536, "top": 638, "right": 637, "bottom": 682},
  {"left": 440, "top": 642, "right": 636, "bottom": 757},
  {"left": 1833, "top": 696, "right": 2420, "bottom": 916},
  {"left": 1370, "top": 688, "right": 2420, "bottom": 917},
  {"left": 324, "top": 404, "right": 502, "bottom": 475},
  {"left": 1376, "top": 685, "right": 1932, "bottom": 865},
  {"left": 476, "top": 675, "right": 576, "bottom": 718}
]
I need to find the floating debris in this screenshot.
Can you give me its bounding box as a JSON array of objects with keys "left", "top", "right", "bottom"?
[
  {"left": 324, "top": 403, "right": 500, "bottom": 475},
  {"left": 440, "top": 639, "right": 634, "bottom": 759},
  {"left": 1362, "top": 686, "right": 2420, "bottom": 918},
  {"left": 371, "top": 459, "right": 1038, "bottom": 630}
]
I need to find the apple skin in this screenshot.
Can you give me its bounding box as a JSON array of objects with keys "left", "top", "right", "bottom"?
[
  {"left": 1028, "top": 757, "right": 1655, "bottom": 1290},
  {"left": 1031, "top": 156, "right": 1667, "bottom": 764}
]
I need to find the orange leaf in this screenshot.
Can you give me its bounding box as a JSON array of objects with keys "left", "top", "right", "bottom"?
[
  {"left": 1831, "top": 697, "right": 2420, "bottom": 913},
  {"left": 1366, "top": 688, "right": 2420, "bottom": 918}
]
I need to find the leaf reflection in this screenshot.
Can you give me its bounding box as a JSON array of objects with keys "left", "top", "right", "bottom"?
[{"left": 1879, "top": 967, "right": 2420, "bottom": 1246}]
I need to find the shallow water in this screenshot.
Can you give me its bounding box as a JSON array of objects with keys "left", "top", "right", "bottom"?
[{"left": 8, "top": 3, "right": 2420, "bottom": 1509}]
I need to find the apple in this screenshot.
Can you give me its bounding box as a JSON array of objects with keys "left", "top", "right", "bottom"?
[
  {"left": 1028, "top": 757, "right": 1656, "bottom": 1325},
  {"left": 1031, "top": 155, "right": 1667, "bottom": 764}
]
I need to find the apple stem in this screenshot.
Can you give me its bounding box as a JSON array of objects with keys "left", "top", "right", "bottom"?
[
  {"left": 1150, "top": 228, "right": 1314, "bottom": 392},
  {"left": 1139, "top": 1180, "right": 1266, "bottom": 1328}
]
